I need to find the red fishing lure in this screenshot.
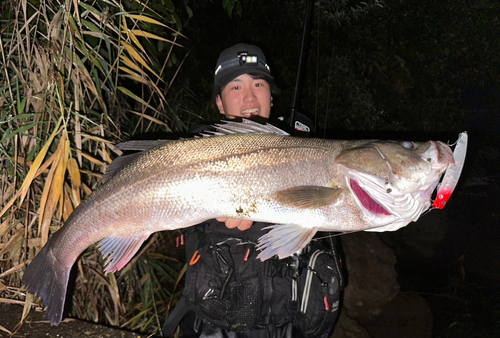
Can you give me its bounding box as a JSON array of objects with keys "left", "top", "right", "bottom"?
[{"left": 432, "top": 132, "right": 468, "bottom": 209}]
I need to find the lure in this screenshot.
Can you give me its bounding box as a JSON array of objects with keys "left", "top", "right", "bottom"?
[{"left": 432, "top": 132, "right": 468, "bottom": 209}]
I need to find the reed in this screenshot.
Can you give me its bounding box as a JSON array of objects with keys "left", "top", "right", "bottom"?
[{"left": 1, "top": 0, "right": 190, "bottom": 334}]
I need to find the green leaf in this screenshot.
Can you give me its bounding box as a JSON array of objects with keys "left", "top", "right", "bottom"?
[
  {"left": 9, "top": 113, "right": 40, "bottom": 121},
  {"left": 67, "top": 15, "right": 85, "bottom": 44},
  {"left": 186, "top": 5, "right": 193, "bottom": 20},
  {"left": 236, "top": 1, "right": 243, "bottom": 17},
  {"left": 1, "top": 121, "right": 44, "bottom": 143},
  {"left": 223, "top": 0, "right": 236, "bottom": 18},
  {"left": 117, "top": 86, "right": 158, "bottom": 112},
  {"left": 100, "top": 0, "right": 120, "bottom": 8},
  {"left": 81, "top": 19, "right": 102, "bottom": 34},
  {"left": 26, "top": 140, "right": 41, "bottom": 162},
  {"left": 78, "top": 2, "right": 103, "bottom": 17},
  {"left": 68, "top": 44, "right": 105, "bottom": 74},
  {"left": 163, "top": 0, "right": 176, "bottom": 12},
  {"left": 0, "top": 113, "right": 40, "bottom": 123}
]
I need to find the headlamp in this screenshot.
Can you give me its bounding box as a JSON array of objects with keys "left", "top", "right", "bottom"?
[
  {"left": 238, "top": 52, "right": 258, "bottom": 65},
  {"left": 214, "top": 51, "right": 270, "bottom": 76}
]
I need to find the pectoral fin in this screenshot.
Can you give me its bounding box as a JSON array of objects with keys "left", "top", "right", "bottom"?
[
  {"left": 256, "top": 224, "right": 318, "bottom": 261},
  {"left": 275, "top": 186, "right": 342, "bottom": 209},
  {"left": 98, "top": 235, "right": 150, "bottom": 274}
]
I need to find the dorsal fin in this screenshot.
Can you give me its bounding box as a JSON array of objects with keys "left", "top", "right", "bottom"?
[
  {"left": 102, "top": 153, "right": 140, "bottom": 183},
  {"left": 206, "top": 119, "right": 289, "bottom": 136},
  {"left": 103, "top": 120, "right": 288, "bottom": 183},
  {"left": 103, "top": 140, "right": 173, "bottom": 183},
  {"left": 114, "top": 140, "right": 173, "bottom": 151}
]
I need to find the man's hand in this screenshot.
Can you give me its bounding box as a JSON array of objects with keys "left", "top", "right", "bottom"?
[{"left": 216, "top": 218, "right": 253, "bottom": 231}]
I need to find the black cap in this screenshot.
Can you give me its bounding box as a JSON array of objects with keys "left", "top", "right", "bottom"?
[{"left": 214, "top": 43, "right": 273, "bottom": 88}]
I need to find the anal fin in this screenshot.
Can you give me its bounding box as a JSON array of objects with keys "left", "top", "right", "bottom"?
[
  {"left": 98, "top": 235, "right": 150, "bottom": 274},
  {"left": 256, "top": 224, "right": 318, "bottom": 261}
]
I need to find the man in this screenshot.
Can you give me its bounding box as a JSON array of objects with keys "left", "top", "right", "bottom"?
[
  {"left": 162, "top": 43, "right": 341, "bottom": 338},
  {"left": 212, "top": 43, "right": 278, "bottom": 232}
]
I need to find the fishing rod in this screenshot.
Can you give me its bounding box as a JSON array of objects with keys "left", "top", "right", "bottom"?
[
  {"left": 290, "top": 0, "right": 315, "bottom": 135},
  {"left": 289, "top": 0, "right": 344, "bottom": 287}
]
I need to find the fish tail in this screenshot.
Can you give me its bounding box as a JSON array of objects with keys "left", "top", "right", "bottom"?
[{"left": 22, "top": 242, "right": 71, "bottom": 326}]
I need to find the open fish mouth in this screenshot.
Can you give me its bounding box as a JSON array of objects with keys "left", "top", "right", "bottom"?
[
  {"left": 348, "top": 169, "right": 437, "bottom": 227},
  {"left": 350, "top": 179, "right": 391, "bottom": 215}
]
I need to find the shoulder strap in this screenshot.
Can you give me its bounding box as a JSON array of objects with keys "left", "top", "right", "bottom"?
[{"left": 162, "top": 297, "right": 189, "bottom": 336}]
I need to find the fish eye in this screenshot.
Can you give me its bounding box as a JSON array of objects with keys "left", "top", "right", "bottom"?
[{"left": 401, "top": 141, "right": 414, "bottom": 150}]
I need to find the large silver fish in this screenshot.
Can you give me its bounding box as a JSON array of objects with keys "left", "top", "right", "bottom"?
[{"left": 22, "top": 120, "right": 455, "bottom": 325}]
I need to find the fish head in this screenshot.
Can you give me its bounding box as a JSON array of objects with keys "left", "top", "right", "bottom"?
[
  {"left": 369, "top": 140, "right": 454, "bottom": 191},
  {"left": 335, "top": 139, "right": 454, "bottom": 230}
]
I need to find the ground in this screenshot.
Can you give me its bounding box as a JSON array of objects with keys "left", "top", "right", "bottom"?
[{"left": 0, "top": 304, "right": 141, "bottom": 338}]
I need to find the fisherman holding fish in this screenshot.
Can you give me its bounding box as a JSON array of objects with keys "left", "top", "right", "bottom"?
[
  {"left": 211, "top": 43, "right": 280, "bottom": 231},
  {"left": 162, "top": 43, "right": 343, "bottom": 338},
  {"left": 22, "top": 42, "right": 458, "bottom": 333}
]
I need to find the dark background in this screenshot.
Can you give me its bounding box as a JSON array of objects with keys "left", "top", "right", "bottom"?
[{"left": 170, "top": 0, "right": 500, "bottom": 337}]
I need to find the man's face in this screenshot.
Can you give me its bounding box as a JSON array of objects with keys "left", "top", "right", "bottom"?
[{"left": 216, "top": 74, "right": 272, "bottom": 120}]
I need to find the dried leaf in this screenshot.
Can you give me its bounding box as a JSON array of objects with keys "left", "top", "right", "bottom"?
[
  {"left": 129, "top": 110, "right": 170, "bottom": 129},
  {"left": 20, "top": 292, "right": 34, "bottom": 326},
  {"left": 67, "top": 157, "right": 81, "bottom": 206},
  {"left": 100, "top": 143, "right": 112, "bottom": 164},
  {"left": 39, "top": 131, "right": 69, "bottom": 244},
  {"left": 0, "top": 323, "right": 13, "bottom": 335},
  {"left": 75, "top": 151, "right": 106, "bottom": 167},
  {"left": 124, "top": 27, "right": 147, "bottom": 55},
  {"left": 0, "top": 217, "right": 12, "bottom": 237},
  {"left": 0, "top": 230, "right": 23, "bottom": 257},
  {"left": 130, "top": 29, "right": 184, "bottom": 47},
  {"left": 0, "top": 116, "right": 63, "bottom": 219},
  {"left": 0, "top": 298, "right": 25, "bottom": 306},
  {"left": 62, "top": 184, "right": 74, "bottom": 221},
  {"left": 119, "top": 55, "right": 145, "bottom": 74},
  {"left": 79, "top": 133, "right": 114, "bottom": 144},
  {"left": 0, "top": 261, "right": 26, "bottom": 278},
  {"left": 124, "top": 14, "right": 169, "bottom": 27},
  {"left": 120, "top": 71, "right": 150, "bottom": 85},
  {"left": 121, "top": 41, "right": 157, "bottom": 77},
  {"left": 107, "top": 272, "right": 121, "bottom": 325},
  {"left": 117, "top": 87, "right": 159, "bottom": 112},
  {"left": 48, "top": 9, "right": 63, "bottom": 41},
  {"left": 1, "top": 185, "right": 15, "bottom": 206}
]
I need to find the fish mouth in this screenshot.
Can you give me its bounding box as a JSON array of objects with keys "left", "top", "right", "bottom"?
[{"left": 350, "top": 179, "right": 391, "bottom": 216}]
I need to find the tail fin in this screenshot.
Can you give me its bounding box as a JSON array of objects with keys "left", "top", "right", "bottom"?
[{"left": 22, "top": 244, "right": 71, "bottom": 326}]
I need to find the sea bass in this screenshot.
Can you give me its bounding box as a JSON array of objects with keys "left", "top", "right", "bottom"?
[{"left": 22, "top": 120, "right": 456, "bottom": 325}]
